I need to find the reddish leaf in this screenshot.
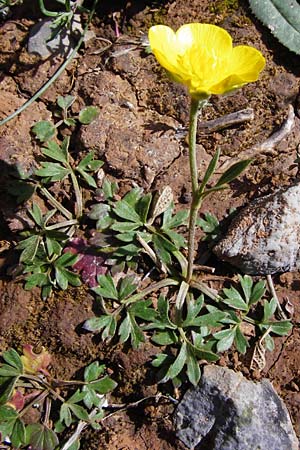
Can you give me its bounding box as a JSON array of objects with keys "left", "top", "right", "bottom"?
[
  {"left": 64, "top": 238, "right": 107, "bottom": 288},
  {"left": 7, "top": 390, "right": 25, "bottom": 411},
  {"left": 20, "top": 345, "right": 51, "bottom": 376}
]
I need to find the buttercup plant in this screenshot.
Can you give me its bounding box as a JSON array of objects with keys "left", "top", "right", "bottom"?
[
  {"left": 8, "top": 22, "right": 291, "bottom": 388},
  {"left": 148, "top": 23, "right": 265, "bottom": 283},
  {"left": 84, "top": 24, "right": 290, "bottom": 385}
]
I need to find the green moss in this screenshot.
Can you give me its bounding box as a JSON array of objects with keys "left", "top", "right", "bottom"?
[
  {"left": 150, "top": 6, "right": 168, "bottom": 26},
  {"left": 210, "top": 0, "right": 239, "bottom": 14}
]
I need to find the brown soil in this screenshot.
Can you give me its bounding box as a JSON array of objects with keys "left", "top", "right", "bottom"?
[{"left": 1, "top": 0, "right": 300, "bottom": 448}]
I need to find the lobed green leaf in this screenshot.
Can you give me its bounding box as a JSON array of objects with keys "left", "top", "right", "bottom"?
[
  {"left": 263, "top": 298, "right": 277, "bottom": 322},
  {"left": 84, "top": 361, "right": 105, "bottom": 382},
  {"left": 0, "top": 364, "right": 22, "bottom": 377},
  {"left": 79, "top": 106, "right": 99, "bottom": 124},
  {"left": 18, "top": 235, "right": 41, "bottom": 263},
  {"left": 249, "top": 279, "right": 266, "bottom": 305},
  {"left": 152, "top": 330, "right": 178, "bottom": 345},
  {"left": 32, "top": 121, "right": 56, "bottom": 142},
  {"left": 214, "top": 328, "right": 236, "bottom": 352},
  {"left": 83, "top": 315, "right": 112, "bottom": 332},
  {"left": 118, "top": 275, "right": 137, "bottom": 301},
  {"left": 234, "top": 326, "right": 249, "bottom": 354},
  {"left": 269, "top": 321, "right": 293, "bottom": 336},
  {"left": 11, "top": 419, "right": 26, "bottom": 449},
  {"left": 42, "top": 140, "right": 68, "bottom": 164},
  {"left": 239, "top": 275, "right": 253, "bottom": 303},
  {"left": 26, "top": 423, "right": 59, "bottom": 450},
  {"left": 136, "top": 192, "right": 152, "bottom": 223},
  {"left": 162, "top": 209, "right": 189, "bottom": 230},
  {"left": 186, "top": 344, "right": 201, "bottom": 386},
  {"left": 88, "top": 375, "right": 117, "bottom": 394},
  {"left": 57, "top": 94, "right": 76, "bottom": 111},
  {"left": 2, "top": 349, "right": 23, "bottom": 373},
  {"left": 162, "top": 341, "right": 187, "bottom": 382},
  {"left": 113, "top": 200, "right": 142, "bottom": 224},
  {"left": 93, "top": 274, "right": 118, "bottom": 300},
  {"left": 119, "top": 312, "right": 145, "bottom": 349},
  {"left": 35, "top": 162, "right": 70, "bottom": 181},
  {"left": 222, "top": 286, "right": 248, "bottom": 311}
]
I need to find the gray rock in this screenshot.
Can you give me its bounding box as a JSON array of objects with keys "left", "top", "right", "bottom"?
[
  {"left": 213, "top": 183, "right": 300, "bottom": 275},
  {"left": 27, "top": 15, "right": 83, "bottom": 58},
  {"left": 175, "top": 365, "right": 298, "bottom": 450}
]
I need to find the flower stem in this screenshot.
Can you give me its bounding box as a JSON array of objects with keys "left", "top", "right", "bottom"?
[
  {"left": 186, "top": 98, "right": 206, "bottom": 282},
  {"left": 188, "top": 98, "right": 201, "bottom": 195},
  {"left": 187, "top": 198, "right": 201, "bottom": 282}
]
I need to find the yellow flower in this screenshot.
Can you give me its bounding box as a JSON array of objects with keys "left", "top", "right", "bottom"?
[{"left": 148, "top": 23, "right": 265, "bottom": 99}]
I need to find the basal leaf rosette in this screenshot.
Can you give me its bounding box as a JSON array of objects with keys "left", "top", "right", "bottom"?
[{"left": 148, "top": 23, "right": 265, "bottom": 99}]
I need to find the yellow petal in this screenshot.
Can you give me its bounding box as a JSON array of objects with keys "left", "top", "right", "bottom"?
[
  {"left": 149, "top": 23, "right": 265, "bottom": 98},
  {"left": 230, "top": 45, "right": 266, "bottom": 81},
  {"left": 201, "top": 45, "right": 265, "bottom": 95},
  {"left": 148, "top": 25, "right": 180, "bottom": 74},
  {"left": 209, "top": 74, "right": 248, "bottom": 94},
  {"left": 176, "top": 24, "right": 234, "bottom": 93},
  {"left": 177, "top": 23, "right": 232, "bottom": 61}
]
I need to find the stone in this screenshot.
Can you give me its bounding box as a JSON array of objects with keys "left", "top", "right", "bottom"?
[
  {"left": 175, "top": 365, "right": 298, "bottom": 450},
  {"left": 27, "top": 15, "right": 83, "bottom": 59},
  {"left": 213, "top": 183, "right": 300, "bottom": 275}
]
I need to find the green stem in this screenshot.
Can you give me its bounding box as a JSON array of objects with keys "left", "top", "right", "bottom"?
[
  {"left": 187, "top": 197, "right": 202, "bottom": 282},
  {"left": 175, "top": 280, "right": 189, "bottom": 324},
  {"left": 243, "top": 315, "right": 259, "bottom": 326},
  {"left": 20, "top": 373, "right": 66, "bottom": 402},
  {"left": 124, "top": 278, "right": 179, "bottom": 306},
  {"left": 38, "top": 0, "right": 63, "bottom": 17},
  {"left": 43, "top": 397, "right": 52, "bottom": 428},
  {"left": 259, "top": 326, "right": 272, "bottom": 343},
  {"left": 70, "top": 170, "right": 83, "bottom": 218},
  {"left": 46, "top": 219, "right": 78, "bottom": 230},
  {"left": 38, "top": 186, "right": 73, "bottom": 220},
  {"left": 172, "top": 250, "right": 188, "bottom": 278},
  {"left": 186, "top": 98, "right": 207, "bottom": 282},
  {"left": 178, "top": 327, "right": 187, "bottom": 342},
  {"left": 188, "top": 98, "right": 201, "bottom": 195},
  {"left": 190, "top": 279, "right": 223, "bottom": 302}
]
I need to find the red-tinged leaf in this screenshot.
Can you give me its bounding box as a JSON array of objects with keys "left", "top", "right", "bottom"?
[
  {"left": 64, "top": 238, "right": 107, "bottom": 288},
  {"left": 20, "top": 345, "right": 51, "bottom": 376},
  {"left": 7, "top": 390, "right": 25, "bottom": 411}
]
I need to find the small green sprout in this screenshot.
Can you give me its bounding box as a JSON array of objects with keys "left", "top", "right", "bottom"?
[{"left": 32, "top": 95, "right": 100, "bottom": 143}]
